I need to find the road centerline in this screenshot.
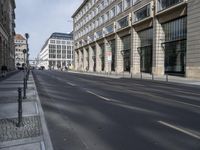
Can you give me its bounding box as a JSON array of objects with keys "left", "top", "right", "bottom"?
[{"left": 158, "top": 121, "right": 200, "bottom": 140}]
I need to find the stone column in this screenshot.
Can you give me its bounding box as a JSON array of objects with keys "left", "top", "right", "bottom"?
[
  {"left": 115, "top": 34, "right": 123, "bottom": 73},
  {"left": 95, "top": 42, "right": 101, "bottom": 72},
  {"left": 88, "top": 46, "right": 94, "bottom": 72},
  {"left": 104, "top": 38, "right": 112, "bottom": 73},
  {"left": 130, "top": 27, "right": 140, "bottom": 74},
  {"left": 74, "top": 50, "right": 78, "bottom": 70},
  {"left": 152, "top": 18, "right": 165, "bottom": 75},
  {"left": 80, "top": 49, "right": 84, "bottom": 71},
  {"left": 186, "top": 0, "right": 200, "bottom": 78},
  {"left": 83, "top": 48, "right": 87, "bottom": 71}
]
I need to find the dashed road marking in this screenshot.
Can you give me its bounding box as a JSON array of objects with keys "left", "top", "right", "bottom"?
[
  {"left": 86, "top": 90, "right": 111, "bottom": 101},
  {"left": 66, "top": 82, "right": 76, "bottom": 86},
  {"left": 158, "top": 121, "right": 200, "bottom": 140}
]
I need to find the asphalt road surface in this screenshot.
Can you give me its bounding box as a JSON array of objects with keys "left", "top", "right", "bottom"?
[{"left": 33, "top": 70, "right": 200, "bottom": 150}]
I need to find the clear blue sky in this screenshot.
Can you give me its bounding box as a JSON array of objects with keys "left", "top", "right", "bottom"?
[{"left": 15, "top": 0, "right": 82, "bottom": 60}]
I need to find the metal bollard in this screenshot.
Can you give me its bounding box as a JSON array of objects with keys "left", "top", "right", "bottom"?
[
  {"left": 17, "top": 88, "right": 23, "bottom": 127},
  {"left": 152, "top": 73, "right": 154, "bottom": 80},
  {"left": 166, "top": 74, "right": 169, "bottom": 82},
  {"left": 23, "top": 78, "right": 27, "bottom": 99},
  {"left": 131, "top": 73, "right": 133, "bottom": 79},
  {"left": 141, "top": 72, "right": 143, "bottom": 79}
]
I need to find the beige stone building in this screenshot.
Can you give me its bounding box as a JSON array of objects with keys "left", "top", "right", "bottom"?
[
  {"left": 72, "top": 0, "right": 200, "bottom": 78},
  {"left": 0, "top": 0, "right": 16, "bottom": 71},
  {"left": 14, "top": 34, "right": 27, "bottom": 68}
]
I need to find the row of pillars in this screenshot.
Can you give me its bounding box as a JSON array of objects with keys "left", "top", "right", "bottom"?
[{"left": 75, "top": 18, "right": 165, "bottom": 75}]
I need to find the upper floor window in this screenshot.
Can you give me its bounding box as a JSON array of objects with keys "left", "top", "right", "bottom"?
[
  {"left": 110, "top": 6, "right": 116, "bottom": 18},
  {"left": 96, "top": 30, "right": 103, "bottom": 39},
  {"left": 124, "top": 0, "right": 132, "bottom": 9},
  {"left": 133, "top": 0, "right": 140, "bottom": 5},
  {"left": 117, "top": 1, "right": 123, "bottom": 14},
  {"left": 105, "top": 11, "right": 110, "bottom": 22},
  {"left": 117, "top": 16, "right": 129, "bottom": 29},
  {"left": 105, "top": 25, "right": 114, "bottom": 34},
  {"left": 134, "top": 4, "right": 150, "bottom": 22},
  {"left": 157, "top": 0, "right": 183, "bottom": 12}
]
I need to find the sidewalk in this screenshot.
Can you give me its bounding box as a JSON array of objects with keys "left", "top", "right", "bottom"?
[
  {"left": 0, "top": 71, "right": 53, "bottom": 150},
  {"left": 69, "top": 70, "right": 200, "bottom": 86},
  {"left": 0, "top": 70, "right": 20, "bottom": 82}
]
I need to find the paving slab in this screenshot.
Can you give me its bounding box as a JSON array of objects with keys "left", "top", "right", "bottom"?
[{"left": 0, "top": 102, "right": 38, "bottom": 119}]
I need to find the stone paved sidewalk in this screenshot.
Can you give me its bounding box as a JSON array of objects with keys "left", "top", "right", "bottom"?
[{"left": 0, "top": 71, "right": 53, "bottom": 150}]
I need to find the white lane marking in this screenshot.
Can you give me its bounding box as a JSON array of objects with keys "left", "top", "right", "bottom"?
[
  {"left": 35, "top": 102, "right": 39, "bottom": 114},
  {"left": 172, "top": 100, "right": 200, "bottom": 109},
  {"left": 158, "top": 121, "right": 200, "bottom": 140},
  {"left": 86, "top": 90, "right": 111, "bottom": 101},
  {"left": 66, "top": 82, "right": 76, "bottom": 86}
]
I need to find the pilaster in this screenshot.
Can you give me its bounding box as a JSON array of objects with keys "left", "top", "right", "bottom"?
[
  {"left": 130, "top": 27, "right": 140, "bottom": 74},
  {"left": 152, "top": 18, "right": 165, "bottom": 75},
  {"left": 115, "top": 34, "right": 123, "bottom": 73}
]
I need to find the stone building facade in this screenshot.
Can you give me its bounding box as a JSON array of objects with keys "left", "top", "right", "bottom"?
[
  {"left": 14, "top": 34, "right": 27, "bottom": 68},
  {"left": 38, "top": 33, "right": 74, "bottom": 70},
  {"left": 72, "top": 0, "right": 200, "bottom": 78},
  {"left": 0, "top": 0, "right": 16, "bottom": 70}
]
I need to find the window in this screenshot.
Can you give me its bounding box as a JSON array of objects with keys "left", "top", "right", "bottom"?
[
  {"left": 162, "top": 17, "right": 187, "bottom": 74},
  {"left": 117, "top": 16, "right": 129, "bottom": 29},
  {"left": 50, "top": 40, "right": 55, "bottom": 44},
  {"left": 101, "top": 15, "right": 104, "bottom": 24},
  {"left": 162, "top": 17, "right": 187, "bottom": 42},
  {"left": 138, "top": 28, "right": 153, "bottom": 73},
  {"left": 124, "top": 0, "right": 131, "bottom": 9},
  {"left": 105, "top": 11, "right": 110, "bottom": 22},
  {"left": 110, "top": 7, "right": 116, "bottom": 18},
  {"left": 117, "top": 2, "right": 123, "bottom": 14},
  {"left": 96, "top": 30, "right": 103, "bottom": 39},
  {"left": 134, "top": 4, "right": 150, "bottom": 22},
  {"left": 105, "top": 25, "right": 114, "bottom": 34},
  {"left": 157, "top": 0, "right": 183, "bottom": 12},
  {"left": 133, "top": 0, "right": 140, "bottom": 5}
]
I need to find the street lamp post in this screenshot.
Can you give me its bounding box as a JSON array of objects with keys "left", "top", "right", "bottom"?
[
  {"left": 23, "top": 49, "right": 26, "bottom": 69},
  {"left": 25, "top": 33, "right": 29, "bottom": 68}
]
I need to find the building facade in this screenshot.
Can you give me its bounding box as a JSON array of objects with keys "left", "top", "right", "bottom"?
[
  {"left": 72, "top": 0, "right": 200, "bottom": 78},
  {"left": 0, "top": 0, "right": 16, "bottom": 70},
  {"left": 14, "top": 34, "right": 27, "bottom": 68},
  {"left": 38, "top": 32, "right": 74, "bottom": 70}
]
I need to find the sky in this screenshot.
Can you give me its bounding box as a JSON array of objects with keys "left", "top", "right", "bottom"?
[{"left": 15, "top": 0, "right": 82, "bottom": 60}]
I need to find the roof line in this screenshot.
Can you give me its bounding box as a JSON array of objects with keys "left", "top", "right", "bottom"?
[{"left": 72, "top": 0, "right": 89, "bottom": 18}]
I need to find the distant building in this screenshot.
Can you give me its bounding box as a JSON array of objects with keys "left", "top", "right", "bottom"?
[
  {"left": 0, "top": 0, "right": 16, "bottom": 70},
  {"left": 38, "top": 32, "right": 73, "bottom": 70},
  {"left": 14, "top": 34, "right": 27, "bottom": 68},
  {"left": 72, "top": 0, "right": 200, "bottom": 79}
]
